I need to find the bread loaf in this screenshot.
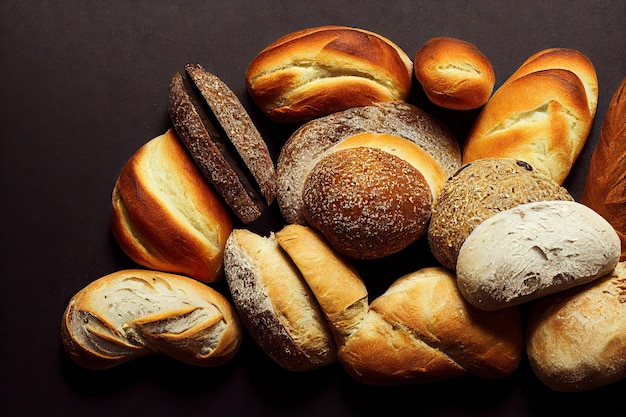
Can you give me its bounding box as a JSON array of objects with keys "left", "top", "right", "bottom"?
[
  {"left": 61, "top": 269, "right": 242, "bottom": 369},
  {"left": 526, "top": 262, "right": 626, "bottom": 392},
  {"left": 338, "top": 267, "right": 523, "bottom": 385},
  {"left": 111, "top": 129, "right": 232, "bottom": 282},
  {"left": 246, "top": 25, "right": 413, "bottom": 123},
  {"left": 276, "top": 101, "right": 460, "bottom": 225},
  {"left": 581, "top": 77, "right": 626, "bottom": 260},
  {"left": 414, "top": 37, "right": 495, "bottom": 110},
  {"left": 428, "top": 158, "right": 573, "bottom": 271},
  {"left": 463, "top": 48, "right": 597, "bottom": 185},
  {"left": 169, "top": 64, "right": 276, "bottom": 224},
  {"left": 456, "top": 201, "right": 621, "bottom": 310},
  {"left": 223, "top": 229, "right": 336, "bottom": 371}
]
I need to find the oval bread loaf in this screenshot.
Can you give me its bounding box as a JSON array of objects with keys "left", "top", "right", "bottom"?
[
  {"left": 246, "top": 25, "right": 413, "bottom": 123},
  {"left": 414, "top": 37, "right": 495, "bottom": 110},
  {"left": 526, "top": 261, "right": 626, "bottom": 392},
  {"left": 61, "top": 269, "right": 242, "bottom": 369},
  {"left": 111, "top": 129, "right": 233, "bottom": 282},
  {"left": 456, "top": 201, "right": 621, "bottom": 310}
]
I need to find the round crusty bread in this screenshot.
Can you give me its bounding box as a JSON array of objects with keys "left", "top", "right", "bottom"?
[
  {"left": 223, "top": 229, "right": 336, "bottom": 371},
  {"left": 456, "top": 200, "right": 621, "bottom": 310},
  {"left": 111, "top": 129, "right": 233, "bottom": 282},
  {"left": 463, "top": 68, "right": 593, "bottom": 185},
  {"left": 338, "top": 267, "right": 523, "bottom": 385},
  {"left": 61, "top": 269, "right": 242, "bottom": 369},
  {"left": 414, "top": 37, "right": 495, "bottom": 110},
  {"left": 276, "top": 101, "right": 460, "bottom": 225},
  {"left": 301, "top": 147, "right": 433, "bottom": 260},
  {"left": 428, "top": 158, "right": 573, "bottom": 271},
  {"left": 526, "top": 261, "right": 626, "bottom": 392},
  {"left": 245, "top": 25, "right": 413, "bottom": 123}
]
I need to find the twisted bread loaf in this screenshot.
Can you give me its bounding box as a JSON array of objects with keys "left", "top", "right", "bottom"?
[{"left": 61, "top": 269, "right": 242, "bottom": 369}]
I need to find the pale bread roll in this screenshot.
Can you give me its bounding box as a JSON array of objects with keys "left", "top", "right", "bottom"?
[
  {"left": 456, "top": 201, "right": 621, "bottom": 310},
  {"left": 61, "top": 269, "right": 242, "bottom": 369},
  {"left": 527, "top": 262, "right": 626, "bottom": 392},
  {"left": 223, "top": 229, "right": 336, "bottom": 371}
]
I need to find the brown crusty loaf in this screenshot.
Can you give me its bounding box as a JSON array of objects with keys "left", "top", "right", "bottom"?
[
  {"left": 414, "top": 37, "right": 495, "bottom": 110},
  {"left": 428, "top": 158, "right": 573, "bottom": 271},
  {"left": 169, "top": 64, "right": 276, "bottom": 224},
  {"left": 223, "top": 228, "right": 336, "bottom": 371},
  {"left": 61, "top": 269, "right": 242, "bottom": 370},
  {"left": 245, "top": 25, "right": 413, "bottom": 123},
  {"left": 463, "top": 59, "right": 595, "bottom": 185},
  {"left": 582, "top": 77, "right": 626, "bottom": 260},
  {"left": 111, "top": 129, "right": 232, "bottom": 283},
  {"left": 456, "top": 201, "right": 621, "bottom": 310},
  {"left": 276, "top": 101, "right": 461, "bottom": 225},
  {"left": 301, "top": 147, "right": 433, "bottom": 259},
  {"left": 526, "top": 261, "right": 626, "bottom": 392}
]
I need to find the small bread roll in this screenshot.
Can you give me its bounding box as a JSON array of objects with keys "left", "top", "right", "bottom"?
[
  {"left": 456, "top": 201, "right": 621, "bottom": 310},
  {"left": 414, "top": 37, "right": 495, "bottom": 110},
  {"left": 527, "top": 262, "right": 626, "bottom": 392},
  {"left": 582, "top": 77, "right": 626, "bottom": 260},
  {"left": 338, "top": 267, "right": 523, "bottom": 385},
  {"left": 224, "top": 229, "right": 336, "bottom": 371},
  {"left": 302, "top": 147, "right": 432, "bottom": 259},
  {"left": 61, "top": 269, "right": 242, "bottom": 369},
  {"left": 463, "top": 49, "right": 596, "bottom": 185},
  {"left": 276, "top": 101, "right": 460, "bottom": 225},
  {"left": 111, "top": 129, "right": 233, "bottom": 282},
  {"left": 428, "top": 158, "right": 573, "bottom": 271},
  {"left": 246, "top": 25, "right": 413, "bottom": 123}
]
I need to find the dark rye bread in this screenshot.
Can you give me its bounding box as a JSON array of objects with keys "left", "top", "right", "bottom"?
[
  {"left": 276, "top": 101, "right": 460, "bottom": 224},
  {"left": 168, "top": 64, "right": 276, "bottom": 224}
]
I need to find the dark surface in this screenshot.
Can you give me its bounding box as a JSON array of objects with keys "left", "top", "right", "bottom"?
[{"left": 1, "top": 1, "right": 625, "bottom": 416}]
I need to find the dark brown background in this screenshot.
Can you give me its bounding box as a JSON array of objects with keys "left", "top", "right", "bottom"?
[{"left": 1, "top": 1, "right": 625, "bottom": 416}]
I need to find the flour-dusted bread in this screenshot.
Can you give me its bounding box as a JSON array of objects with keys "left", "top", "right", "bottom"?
[
  {"left": 414, "top": 37, "right": 495, "bottom": 110},
  {"left": 527, "top": 262, "right": 626, "bottom": 392},
  {"left": 61, "top": 269, "right": 242, "bottom": 369},
  {"left": 463, "top": 48, "right": 597, "bottom": 185},
  {"left": 246, "top": 25, "right": 413, "bottom": 123},
  {"left": 456, "top": 201, "right": 621, "bottom": 310},
  {"left": 111, "top": 129, "right": 232, "bottom": 283},
  {"left": 582, "top": 77, "right": 626, "bottom": 260},
  {"left": 338, "top": 267, "right": 523, "bottom": 385},
  {"left": 428, "top": 158, "right": 573, "bottom": 271},
  {"left": 223, "top": 229, "right": 336, "bottom": 371}
]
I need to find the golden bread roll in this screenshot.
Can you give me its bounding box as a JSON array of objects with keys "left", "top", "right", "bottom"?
[
  {"left": 276, "top": 101, "right": 460, "bottom": 225},
  {"left": 581, "top": 77, "right": 626, "bottom": 260},
  {"left": 456, "top": 201, "right": 621, "bottom": 310},
  {"left": 246, "top": 25, "right": 413, "bottom": 123},
  {"left": 302, "top": 147, "right": 432, "bottom": 259},
  {"left": 463, "top": 68, "right": 593, "bottom": 185},
  {"left": 169, "top": 64, "right": 276, "bottom": 224},
  {"left": 338, "top": 267, "right": 523, "bottom": 385},
  {"left": 428, "top": 158, "right": 573, "bottom": 271},
  {"left": 224, "top": 229, "right": 336, "bottom": 371},
  {"left": 61, "top": 269, "right": 242, "bottom": 369},
  {"left": 526, "top": 262, "right": 626, "bottom": 392},
  {"left": 414, "top": 37, "right": 495, "bottom": 110},
  {"left": 111, "top": 129, "right": 232, "bottom": 283}
]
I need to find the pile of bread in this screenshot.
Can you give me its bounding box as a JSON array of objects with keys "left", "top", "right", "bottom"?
[{"left": 61, "top": 26, "right": 626, "bottom": 393}]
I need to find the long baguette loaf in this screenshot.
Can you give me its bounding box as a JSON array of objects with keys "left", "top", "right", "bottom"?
[{"left": 61, "top": 269, "right": 242, "bottom": 369}]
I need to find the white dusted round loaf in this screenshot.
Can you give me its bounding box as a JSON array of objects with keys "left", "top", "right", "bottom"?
[{"left": 456, "top": 200, "right": 621, "bottom": 310}]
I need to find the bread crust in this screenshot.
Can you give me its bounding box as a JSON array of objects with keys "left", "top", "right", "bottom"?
[
  {"left": 61, "top": 269, "right": 242, "bottom": 369},
  {"left": 527, "top": 262, "right": 626, "bottom": 392},
  {"left": 414, "top": 37, "right": 495, "bottom": 110},
  {"left": 246, "top": 25, "right": 413, "bottom": 122},
  {"left": 581, "top": 77, "right": 626, "bottom": 260},
  {"left": 111, "top": 129, "right": 232, "bottom": 282}
]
